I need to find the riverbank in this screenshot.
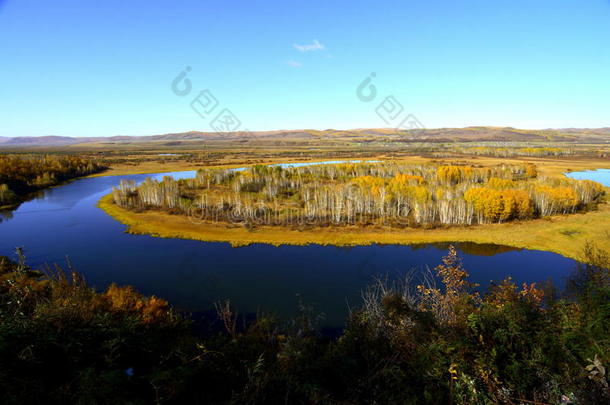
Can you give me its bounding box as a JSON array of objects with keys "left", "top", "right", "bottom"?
[
  {"left": 90, "top": 154, "right": 610, "bottom": 179},
  {"left": 98, "top": 192, "right": 610, "bottom": 261},
  {"left": 86, "top": 157, "right": 381, "bottom": 178}
]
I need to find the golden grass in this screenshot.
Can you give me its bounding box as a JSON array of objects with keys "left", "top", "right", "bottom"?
[
  {"left": 90, "top": 153, "right": 610, "bottom": 179},
  {"left": 87, "top": 156, "right": 386, "bottom": 178},
  {"left": 98, "top": 192, "right": 610, "bottom": 261},
  {"left": 87, "top": 161, "right": 201, "bottom": 177}
]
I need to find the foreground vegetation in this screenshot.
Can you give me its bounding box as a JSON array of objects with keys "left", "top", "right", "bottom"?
[
  {"left": 1, "top": 245, "right": 609, "bottom": 404},
  {"left": 0, "top": 154, "right": 106, "bottom": 208}
]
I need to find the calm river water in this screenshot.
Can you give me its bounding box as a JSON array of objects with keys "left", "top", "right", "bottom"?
[{"left": 1, "top": 166, "right": 606, "bottom": 326}]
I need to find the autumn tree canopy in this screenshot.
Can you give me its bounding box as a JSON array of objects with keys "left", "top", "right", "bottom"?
[
  {"left": 112, "top": 162, "right": 605, "bottom": 227},
  {"left": 0, "top": 154, "right": 106, "bottom": 206}
]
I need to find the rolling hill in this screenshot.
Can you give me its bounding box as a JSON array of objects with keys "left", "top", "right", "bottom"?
[{"left": 0, "top": 127, "right": 609, "bottom": 148}]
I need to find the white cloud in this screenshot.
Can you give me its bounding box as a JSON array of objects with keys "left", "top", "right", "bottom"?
[
  {"left": 285, "top": 60, "right": 302, "bottom": 68},
  {"left": 293, "top": 39, "right": 325, "bottom": 52}
]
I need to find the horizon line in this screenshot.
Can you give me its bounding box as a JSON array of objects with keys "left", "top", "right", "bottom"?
[{"left": 3, "top": 125, "right": 610, "bottom": 139}]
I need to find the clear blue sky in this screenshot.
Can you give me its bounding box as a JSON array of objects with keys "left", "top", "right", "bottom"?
[{"left": 1, "top": 0, "right": 609, "bottom": 137}]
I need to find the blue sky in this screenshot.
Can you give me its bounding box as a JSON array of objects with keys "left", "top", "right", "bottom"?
[{"left": 1, "top": 0, "right": 609, "bottom": 137}]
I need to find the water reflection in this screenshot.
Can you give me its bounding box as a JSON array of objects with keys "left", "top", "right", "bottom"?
[{"left": 0, "top": 168, "right": 580, "bottom": 327}]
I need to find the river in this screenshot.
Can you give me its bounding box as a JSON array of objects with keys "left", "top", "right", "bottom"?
[{"left": 1, "top": 165, "right": 606, "bottom": 327}]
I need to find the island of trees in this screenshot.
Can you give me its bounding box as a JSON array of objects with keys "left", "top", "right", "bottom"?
[
  {"left": 0, "top": 154, "right": 106, "bottom": 208},
  {"left": 111, "top": 161, "right": 605, "bottom": 228}
]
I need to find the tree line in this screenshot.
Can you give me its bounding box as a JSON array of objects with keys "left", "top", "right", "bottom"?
[
  {"left": 0, "top": 154, "right": 106, "bottom": 206},
  {"left": 112, "top": 161, "right": 605, "bottom": 227},
  {"left": 457, "top": 146, "right": 574, "bottom": 157}
]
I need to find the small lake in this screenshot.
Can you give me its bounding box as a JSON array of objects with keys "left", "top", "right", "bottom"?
[
  {"left": 1, "top": 164, "right": 603, "bottom": 327},
  {"left": 565, "top": 168, "right": 610, "bottom": 186}
]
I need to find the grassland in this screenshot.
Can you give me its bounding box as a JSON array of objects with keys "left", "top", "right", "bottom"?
[{"left": 89, "top": 153, "right": 608, "bottom": 183}]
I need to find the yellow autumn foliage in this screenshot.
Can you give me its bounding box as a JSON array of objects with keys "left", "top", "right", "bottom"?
[
  {"left": 437, "top": 165, "right": 473, "bottom": 184},
  {"left": 105, "top": 284, "right": 169, "bottom": 323},
  {"left": 464, "top": 187, "right": 534, "bottom": 222}
]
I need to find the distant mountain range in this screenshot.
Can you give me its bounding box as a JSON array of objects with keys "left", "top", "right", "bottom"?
[{"left": 1, "top": 127, "right": 609, "bottom": 147}]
